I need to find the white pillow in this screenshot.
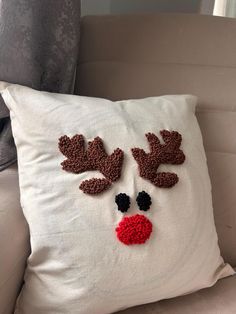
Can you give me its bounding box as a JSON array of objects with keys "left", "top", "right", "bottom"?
[{"left": 0, "top": 82, "right": 234, "bottom": 314}]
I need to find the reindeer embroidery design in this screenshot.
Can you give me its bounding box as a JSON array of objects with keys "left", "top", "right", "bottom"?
[{"left": 58, "top": 130, "right": 185, "bottom": 246}]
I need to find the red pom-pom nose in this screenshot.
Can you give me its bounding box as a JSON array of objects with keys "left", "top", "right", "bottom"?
[{"left": 116, "top": 214, "right": 152, "bottom": 245}]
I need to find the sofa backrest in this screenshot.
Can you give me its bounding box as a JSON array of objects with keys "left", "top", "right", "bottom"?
[{"left": 75, "top": 13, "right": 236, "bottom": 267}]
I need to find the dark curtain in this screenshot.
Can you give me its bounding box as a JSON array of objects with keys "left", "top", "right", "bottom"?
[{"left": 0, "top": 0, "right": 81, "bottom": 171}]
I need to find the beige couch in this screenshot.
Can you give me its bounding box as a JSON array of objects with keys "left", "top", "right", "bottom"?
[{"left": 1, "top": 13, "right": 236, "bottom": 314}]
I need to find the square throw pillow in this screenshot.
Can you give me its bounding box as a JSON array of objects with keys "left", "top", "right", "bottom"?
[{"left": 0, "top": 82, "right": 234, "bottom": 314}]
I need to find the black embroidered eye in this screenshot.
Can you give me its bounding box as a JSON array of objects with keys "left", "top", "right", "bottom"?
[
  {"left": 136, "top": 191, "right": 152, "bottom": 211},
  {"left": 115, "top": 193, "right": 130, "bottom": 213}
]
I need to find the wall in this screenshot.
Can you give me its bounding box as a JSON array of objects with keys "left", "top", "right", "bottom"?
[{"left": 81, "top": 0, "right": 203, "bottom": 16}]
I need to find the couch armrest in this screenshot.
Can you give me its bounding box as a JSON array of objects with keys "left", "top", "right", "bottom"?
[{"left": 0, "top": 164, "right": 30, "bottom": 314}]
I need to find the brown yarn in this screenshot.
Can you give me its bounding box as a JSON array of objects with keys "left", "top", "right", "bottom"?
[
  {"left": 131, "top": 130, "right": 185, "bottom": 188},
  {"left": 87, "top": 137, "right": 124, "bottom": 182},
  {"left": 79, "top": 178, "right": 111, "bottom": 194},
  {"left": 58, "top": 134, "right": 124, "bottom": 194},
  {"left": 153, "top": 172, "right": 179, "bottom": 188},
  {"left": 58, "top": 135, "right": 94, "bottom": 173}
]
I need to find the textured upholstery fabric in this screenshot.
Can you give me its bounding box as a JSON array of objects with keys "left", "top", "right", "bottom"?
[
  {"left": 116, "top": 275, "right": 236, "bottom": 314},
  {"left": 76, "top": 13, "right": 236, "bottom": 267},
  {"left": 0, "top": 164, "right": 30, "bottom": 314},
  {"left": 0, "top": 0, "right": 81, "bottom": 171}
]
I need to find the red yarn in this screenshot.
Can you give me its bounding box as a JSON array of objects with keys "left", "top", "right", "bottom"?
[{"left": 116, "top": 214, "right": 152, "bottom": 245}]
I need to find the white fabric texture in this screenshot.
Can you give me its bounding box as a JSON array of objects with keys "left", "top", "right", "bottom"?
[{"left": 0, "top": 82, "right": 234, "bottom": 314}]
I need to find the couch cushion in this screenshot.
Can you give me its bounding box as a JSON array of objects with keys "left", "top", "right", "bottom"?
[
  {"left": 0, "top": 164, "right": 30, "bottom": 314},
  {"left": 116, "top": 274, "right": 236, "bottom": 314},
  {"left": 197, "top": 110, "right": 236, "bottom": 264},
  {"left": 76, "top": 13, "right": 236, "bottom": 266}
]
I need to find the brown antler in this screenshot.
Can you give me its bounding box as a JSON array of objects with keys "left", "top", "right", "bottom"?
[
  {"left": 58, "top": 135, "right": 124, "bottom": 194},
  {"left": 131, "top": 130, "right": 185, "bottom": 188}
]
